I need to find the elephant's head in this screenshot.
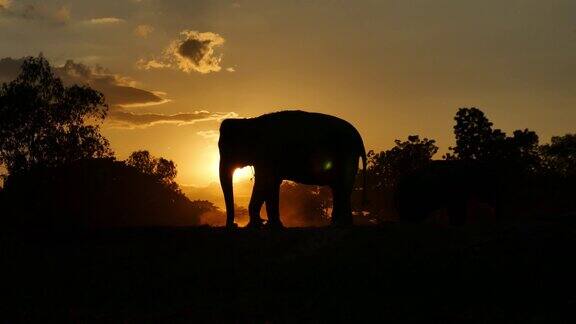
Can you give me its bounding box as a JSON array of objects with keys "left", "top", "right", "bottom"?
[{"left": 218, "top": 118, "right": 257, "bottom": 227}]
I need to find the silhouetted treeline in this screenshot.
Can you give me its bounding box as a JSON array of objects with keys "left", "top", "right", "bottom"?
[
  {"left": 355, "top": 107, "right": 576, "bottom": 224},
  {"left": 0, "top": 158, "right": 216, "bottom": 228},
  {"left": 0, "top": 56, "right": 215, "bottom": 228}
]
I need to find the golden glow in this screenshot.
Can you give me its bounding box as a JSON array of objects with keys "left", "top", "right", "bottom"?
[
  {"left": 208, "top": 148, "right": 253, "bottom": 184},
  {"left": 233, "top": 166, "right": 253, "bottom": 183}
]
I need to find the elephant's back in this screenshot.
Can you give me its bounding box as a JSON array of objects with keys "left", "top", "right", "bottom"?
[
  {"left": 255, "top": 110, "right": 361, "bottom": 143},
  {"left": 254, "top": 111, "right": 364, "bottom": 179}
]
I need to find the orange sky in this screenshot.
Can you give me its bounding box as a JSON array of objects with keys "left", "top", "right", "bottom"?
[{"left": 1, "top": 0, "right": 575, "bottom": 186}]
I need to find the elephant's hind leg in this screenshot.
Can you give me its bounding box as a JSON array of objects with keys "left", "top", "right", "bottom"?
[
  {"left": 331, "top": 185, "right": 353, "bottom": 226},
  {"left": 247, "top": 177, "right": 266, "bottom": 228},
  {"left": 265, "top": 179, "right": 284, "bottom": 229}
]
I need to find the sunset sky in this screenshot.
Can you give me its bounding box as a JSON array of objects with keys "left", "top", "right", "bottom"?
[{"left": 1, "top": 0, "right": 575, "bottom": 186}]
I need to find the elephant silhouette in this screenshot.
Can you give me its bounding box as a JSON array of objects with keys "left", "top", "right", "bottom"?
[
  {"left": 219, "top": 110, "right": 367, "bottom": 228},
  {"left": 395, "top": 160, "right": 499, "bottom": 225}
]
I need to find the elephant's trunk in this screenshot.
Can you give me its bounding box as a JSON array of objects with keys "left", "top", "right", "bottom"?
[{"left": 219, "top": 159, "right": 235, "bottom": 227}]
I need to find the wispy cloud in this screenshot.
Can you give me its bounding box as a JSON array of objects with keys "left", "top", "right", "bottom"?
[
  {"left": 107, "top": 111, "right": 238, "bottom": 129},
  {"left": 196, "top": 130, "right": 220, "bottom": 141},
  {"left": 0, "top": 56, "right": 240, "bottom": 131},
  {"left": 0, "top": 57, "right": 166, "bottom": 107},
  {"left": 57, "top": 60, "right": 164, "bottom": 107},
  {"left": 85, "top": 17, "right": 124, "bottom": 25},
  {"left": 136, "top": 58, "right": 170, "bottom": 70},
  {"left": 138, "top": 30, "right": 226, "bottom": 74}
]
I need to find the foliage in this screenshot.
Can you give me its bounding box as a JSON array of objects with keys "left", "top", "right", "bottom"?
[
  {"left": 541, "top": 133, "right": 576, "bottom": 176},
  {"left": 0, "top": 56, "right": 112, "bottom": 175},
  {"left": 355, "top": 135, "right": 438, "bottom": 221},
  {"left": 367, "top": 135, "right": 438, "bottom": 190},
  {"left": 506, "top": 129, "right": 541, "bottom": 171},
  {"left": 447, "top": 108, "right": 503, "bottom": 161},
  {"left": 126, "top": 150, "right": 177, "bottom": 186},
  {"left": 447, "top": 107, "right": 540, "bottom": 172}
]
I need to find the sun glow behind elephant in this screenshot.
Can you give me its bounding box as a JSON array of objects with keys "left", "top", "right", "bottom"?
[
  {"left": 209, "top": 149, "right": 253, "bottom": 183},
  {"left": 233, "top": 166, "right": 253, "bottom": 183}
]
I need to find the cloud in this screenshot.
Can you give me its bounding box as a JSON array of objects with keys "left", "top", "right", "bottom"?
[
  {"left": 58, "top": 60, "right": 165, "bottom": 107},
  {"left": 53, "top": 6, "right": 70, "bottom": 24},
  {"left": 0, "top": 3, "right": 70, "bottom": 25},
  {"left": 0, "top": 0, "right": 12, "bottom": 10},
  {"left": 138, "top": 30, "right": 225, "bottom": 74},
  {"left": 85, "top": 17, "right": 124, "bottom": 25},
  {"left": 136, "top": 59, "right": 170, "bottom": 70},
  {"left": 107, "top": 111, "right": 238, "bottom": 129},
  {"left": 226, "top": 67, "right": 235, "bottom": 72},
  {"left": 0, "top": 56, "right": 239, "bottom": 130},
  {"left": 134, "top": 24, "right": 154, "bottom": 38},
  {"left": 196, "top": 130, "right": 220, "bottom": 141},
  {"left": 0, "top": 57, "right": 165, "bottom": 107}
]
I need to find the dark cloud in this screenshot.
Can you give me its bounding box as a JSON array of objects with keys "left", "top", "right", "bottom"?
[
  {"left": 138, "top": 30, "right": 225, "bottom": 74},
  {"left": 0, "top": 2, "right": 70, "bottom": 25},
  {"left": 108, "top": 110, "right": 237, "bottom": 129},
  {"left": 58, "top": 60, "right": 167, "bottom": 107},
  {"left": 0, "top": 57, "right": 166, "bottom": 107},
  {"left": 0, "top": 56, "right": 238, "bottom": 130}
]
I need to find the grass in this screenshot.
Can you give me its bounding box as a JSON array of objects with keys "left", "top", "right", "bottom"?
[{"left": 2, "top": 220, "right": 576, "bottom": 322}]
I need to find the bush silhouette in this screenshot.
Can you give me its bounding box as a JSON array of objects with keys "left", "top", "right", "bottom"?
[
  {"left": 1, "top": 158, "right": 210, "bottom": 228},
  {"left": 357, "top": 135, "right": 438, "bottom": 221}
]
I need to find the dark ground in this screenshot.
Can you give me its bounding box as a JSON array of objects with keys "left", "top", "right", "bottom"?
[{"left": 3, "top": 219, "right": 576, "bottom": 323}]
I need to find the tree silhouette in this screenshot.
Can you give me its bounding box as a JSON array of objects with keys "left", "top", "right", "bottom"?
[
  {"left": 155, "top": 158, "right": 178, "bottom": 184},
  {"left": 359, "top": 135, "right": 438, "bottom": 221},
  {"left": 447, "top": 107, "right": 540, "bottom": 172},
  {"left": 506, "top": 129, "right": 540, "bottom": 171},
  {"left": 126, "top": 150, "right": 177, "bottom": 186},
  {"left": 0, "top": 56, "right": 112, "bottom": 175},
  {"left": 368, "top": 135, "right": 438, "bottom": 189},
  {"left": 541, "top": 134, "right": 576, "bottom": 177},
  {"left": 446, "top": 107, "right": 504, "bottom": 161},
  {"left": 126, "top": 150, "right": 156, "bottom": 174}
]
